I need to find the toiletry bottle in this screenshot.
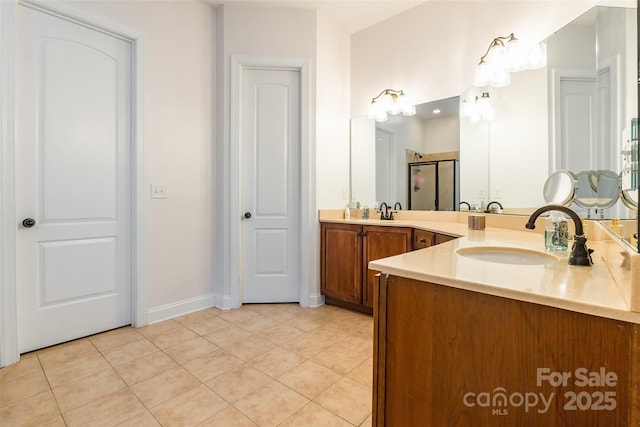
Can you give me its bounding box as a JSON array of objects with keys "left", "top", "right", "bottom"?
[
  {"left": 545, "top": 212, "right": 568, "bottom": 252},
  {"left": 610, "top": 218, "right": 623, "bottom": 236},
  {"left": 362, "top": 205, "right": 369, "bottom": 220},
  {"left": 344, "top": 204, "right": 350, "bottom": 220}
]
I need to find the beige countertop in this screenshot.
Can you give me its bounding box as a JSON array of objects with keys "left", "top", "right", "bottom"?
[{"left": 319, "top": 210, "right": 640, "bottom": 324}]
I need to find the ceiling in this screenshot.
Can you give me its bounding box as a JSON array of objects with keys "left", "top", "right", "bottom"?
[{"left": 206, "top": 0, "right": 426, "bottom": 33}]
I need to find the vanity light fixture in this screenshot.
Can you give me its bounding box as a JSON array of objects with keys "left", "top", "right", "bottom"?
[
  {"left": 474, "top": 33, "right": 547, "bottom": 88},
  {"left": 460, "top": 92, "right": 495, "bottom": 123},
  {"left": 368, "top": 89, "right": 416, "bottom": 122}
]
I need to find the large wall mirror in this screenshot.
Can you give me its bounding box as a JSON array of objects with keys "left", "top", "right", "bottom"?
[{"left": 351, "top": 5, "right": 638, "bottom": 246}]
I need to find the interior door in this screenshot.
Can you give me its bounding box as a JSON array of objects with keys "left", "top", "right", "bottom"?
[
  {"left": 554, "top": 76, "right": 597, "bottom": 172},
  {"left": 241, "top": 68, "right": 300, "bottom": 303},
  {"left": 15, "top": 4, "right": 132, "bottom": 352}
]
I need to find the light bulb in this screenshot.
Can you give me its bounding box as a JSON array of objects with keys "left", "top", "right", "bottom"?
[
  {"left": 526, "top": 41, "right": 547, "bottom": 70},
  {"left": 490, "top": 68, "right": 510, "bottom": 87},
  {"left": 474, "top": 61, "right": 490, "bottom": 87}
]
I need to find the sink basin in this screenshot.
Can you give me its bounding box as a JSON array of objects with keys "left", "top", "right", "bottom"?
[{"left": 456, "top": 246, "right": 558, "bottom": 265}]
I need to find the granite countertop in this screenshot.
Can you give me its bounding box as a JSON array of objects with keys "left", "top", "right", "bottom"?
[{"left": 319, "top": 210, "right": 640, "bottom": 324}]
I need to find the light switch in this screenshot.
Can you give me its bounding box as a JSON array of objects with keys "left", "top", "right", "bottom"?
[
  {"left": 151, "top": 184, "right": 168, "bottom": 199},
  {"left": 492, "top": 187, "right": 502, "bottom": 199}
]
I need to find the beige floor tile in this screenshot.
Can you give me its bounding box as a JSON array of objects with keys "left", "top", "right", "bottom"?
[
  {"left": 216, "top": 309, "right": 263, "bottom": 326},
  {"left": 42, "top": 351, "right": 112, "bottom": 388},
  {"left": 312, "top": 342, "right": 369, "bottom": 376},
  {"left": 341, "top": 335, "right": 374, "bottom": 356},
  {"left": 63, "top": 389, "right": 147, "bottom": 427},
  {"left": 144, "top": 325, "right": 200, "bottom": 349},
  {"left": 0, "top": 369, "right": 50, "bottom": 407},
  {"left": 0, "top": 390, "right": 61, "bottom": 427},
  {"left": 219, "top": 335, "right": 275, "bottom": 362},
  {"left": 38, "top": 415, "right": 67, "bottom": 426},
  {"left": 4, "top": 304, "right": 375, "bottom": 427},
  {"left": 173, "top": 310, "right": 214, "bottom": 327},
  {"left": 183, "top": 349, "right": 244, "bottom": 382},
  {"left": 149, "top": 384, "right": 228, "bottom": 426},
  {"left": 203, "top": 324, "right": 253, "bottom": 347},
  {"left": 250, "top": 346, "right": 307, "bottom": 378},
  {"left": 359, "top": 413, "right": 373, "bottom": 427},
  {"left": 259, "top": 324, "right": 305, "bottom": 346},
  {"left": 205, "top": 365, "right": 272, "bottom": 403},
  {"left": 0, "top": 352, "right": 42, "bottom": 383},
  {"left": 37, "top": 339, "right": 97, "bottom": 369},
  {"left": 234, "top": 381, "right": 309, "bottom": 426},
  {"left": 53, "top": 367, "right": 126, "bottom": 413},
  {"left": 101, "top": 338, "right": 158, "bottom": 366},
  {"left": 234, "top": 316, "right": 281, "bottom": 333},
  {"left": 310, "top": 326, "right": 353, "bottom": 344},
  {"left": 279, "top": 401, "right": 353, "bottom": 427},
  {"left": 184, "top": 316, "right": 232, "bottom": 336},
  {"left": 197, "top": 406, "right": 257, "bottom": 426},
  {"left": 315, "top": 377, "right": 372, "bottom": 425},
  {"left": 240, "top": 303, "right": 278, "bottom": 314},
  {"left": 163, "top": 337, "right": 219, "bottom": 365},
  {"left": 116, "top": 410, "right": 161, "bottom": 426},
  {"left": 278, "top": 360, "right": 342, "bottom": 399},
  {"left": 284, "top": 315, "right": 325, "bottom": 332},
  {"left": 283, "top": 332, "right": 336, "bottom": 359},
  {"left": 204, "top": 307, "right": 225, "bottom": 316},
  {"left": 346, "top": 357, "right": 373, "bottom": 388},
  {"left": 262, "top": 309, "right": 297, "bottom": 323},
  {"left": 113, "top": 351, "right": 178, "bottom": 386},
  {"left": 137, "top": 319, "right": 182, "bottom": 338},
  {"left": 130, "top": 367, "right": 200, "bottom": 408},
  {"left": 89, "top": 327, "right": 145, "bottom": 353}
]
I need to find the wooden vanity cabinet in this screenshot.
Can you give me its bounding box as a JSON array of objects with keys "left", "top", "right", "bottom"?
[
  {"left": 320, "top": 223, "right": 412, "bottom": 313},
  {"left": 434, "top": 233, "right": 455, "bottom": 245},
  {"left": 413, "top": 229, "right": 436, "bottom": 249},
  {"left": 373, "top": 275, "right": 640, "bottom": 426}
]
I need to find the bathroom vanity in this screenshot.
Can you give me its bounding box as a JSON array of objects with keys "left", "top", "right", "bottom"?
[{"left": 319, "top": 210, "right": 640, "bottom": 426}]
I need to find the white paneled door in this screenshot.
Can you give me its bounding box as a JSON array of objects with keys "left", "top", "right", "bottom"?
[
  {"left": 241, "top": 68, "right": 300, "bottom": 303},
  {"left": 15, "top": 4, "right": 132, "bottom": 352}
]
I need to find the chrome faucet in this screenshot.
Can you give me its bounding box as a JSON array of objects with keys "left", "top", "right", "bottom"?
[
  {"left": 378, "top": 202, "right": 393, "bottom": 220},
  {"left": 525, "top": 204, "right": 593, "bottom": 266},
  {"left": 485, "top": 201, "right": 503, "bottom": 213}
]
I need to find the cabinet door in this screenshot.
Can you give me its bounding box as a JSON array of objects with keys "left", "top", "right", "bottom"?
[
  {"left": 321, "top": 223, "right": 363, "bottom": 304},
  {"left": 363, "top": 226, "right": 413, "bottom": 308},
  {"left": 414, "top": 229, "right": 436, "bottom": 250}
]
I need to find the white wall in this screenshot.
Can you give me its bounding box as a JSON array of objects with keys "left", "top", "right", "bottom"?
[
  {"left": 66, "top": 0, "right": 216, "bottom": 312},
  {"left": 316, "top": 11, "right": 352, "bottom": 209},
  {"left": 351, "top": 1, "right": 633, "bottom": 115},
  {"left": 351, "top": 0, "right": 635, "bottom": 211},
  {"left": 423, "top": 115, "right": 459, "bottom": 155}
]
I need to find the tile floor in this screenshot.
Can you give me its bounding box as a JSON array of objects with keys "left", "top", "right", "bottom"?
[{"left": 0, "top": 304, "right": 374, "bottom": 426}]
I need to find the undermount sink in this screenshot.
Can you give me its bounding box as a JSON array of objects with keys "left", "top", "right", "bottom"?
[{"left": 456, "top": 246, "right": 558, "bottom": 265}]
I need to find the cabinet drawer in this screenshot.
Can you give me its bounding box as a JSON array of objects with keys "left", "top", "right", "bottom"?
[{"left": 413, "top": 229, "right": 435, "bottom": 250}]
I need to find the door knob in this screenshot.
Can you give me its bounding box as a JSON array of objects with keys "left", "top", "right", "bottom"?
[
  {"left": 22, "top": 218, "right": 36, "bottom": 228},
  {"left": 244, "top": 212, "right": 252, "bottom": 219}
]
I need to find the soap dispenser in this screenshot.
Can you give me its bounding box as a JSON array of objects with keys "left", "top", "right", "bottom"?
[
  {"left": 545, "top": 212, "right": 568, "bottom": 252},
  {"left": 344, "top": 204, "right": 351, "bottom": 220}
]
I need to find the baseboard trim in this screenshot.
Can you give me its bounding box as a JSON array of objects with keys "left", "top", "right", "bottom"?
[
  {"left": 308, "top": 293, "right": 325, "bottom": 308},
  {"left": 147, "top": 294, "right": 216, "bottom": 324}
]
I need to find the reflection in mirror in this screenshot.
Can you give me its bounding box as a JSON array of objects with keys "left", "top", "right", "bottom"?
[
  {"left": 350, "top": 6, "right": 637, "bottom": 247},
  {"left": 350, "top": 97, "right": 460, "bottom": 210},
  {"left": 543, "top": 170, "right": 576, "bottom": 206}
]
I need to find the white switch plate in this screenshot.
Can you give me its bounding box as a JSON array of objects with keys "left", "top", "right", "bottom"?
[
  {"left": 492, "top": 187, "right": 502, "bottom": 199},
  {"left": 478, "top": 187, "right": 486, "bottom": 198},
  {"left": 151, "top": 184, "right": 168, "bottom": 199}
]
